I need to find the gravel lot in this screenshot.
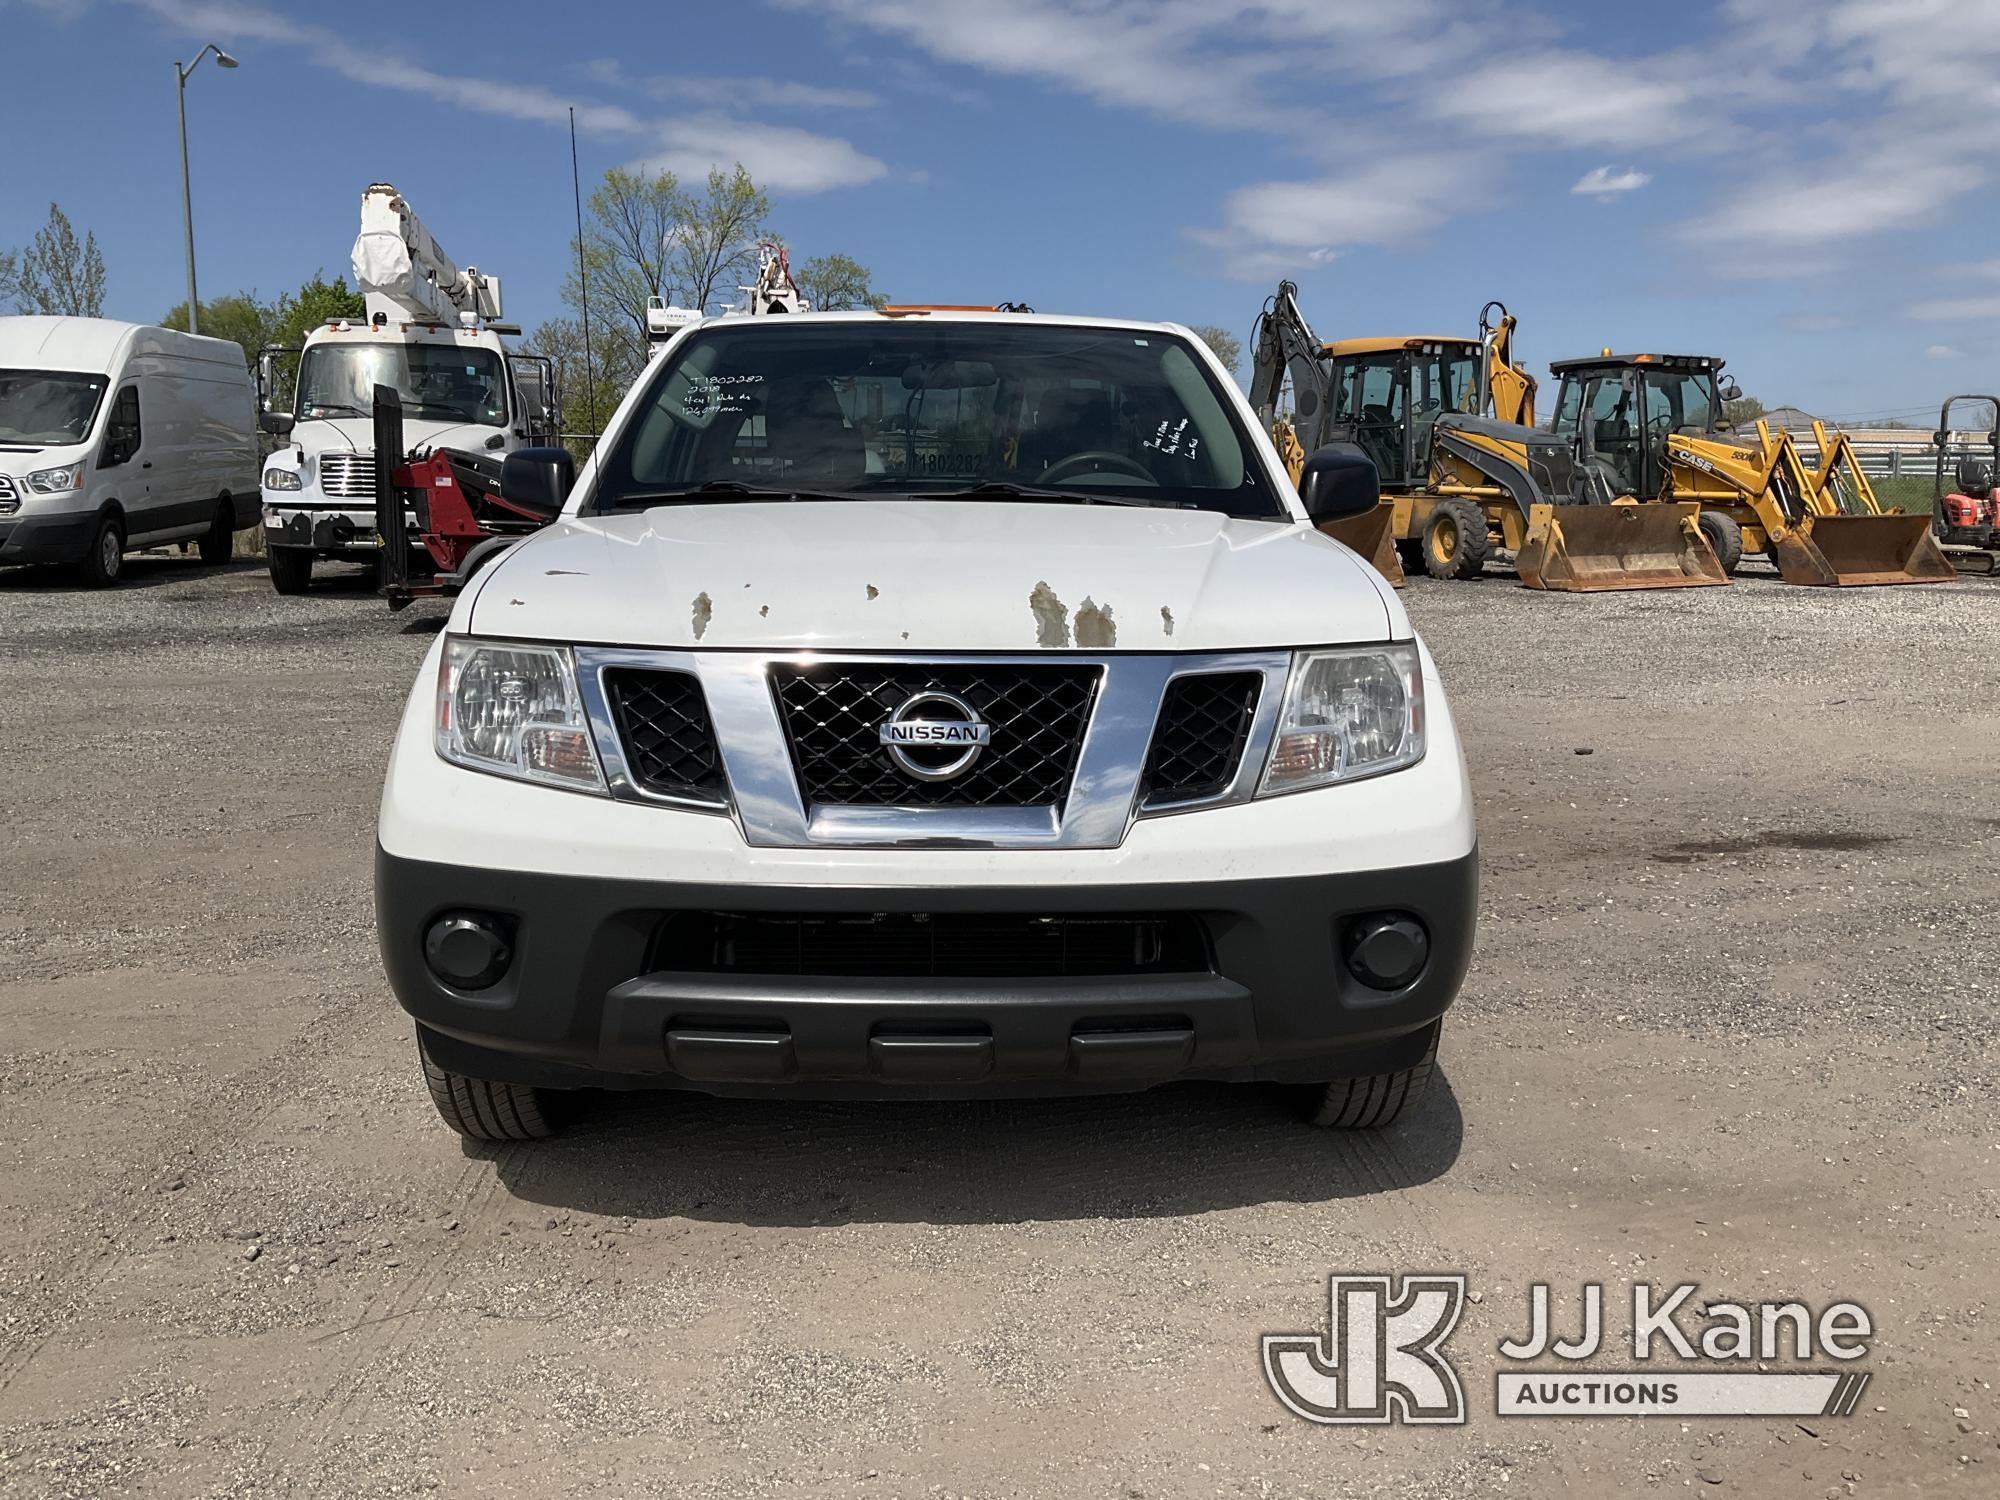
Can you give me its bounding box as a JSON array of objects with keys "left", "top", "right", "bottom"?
[{"left": 1, "top": 551, "right": 1996, "bottom": 1498}]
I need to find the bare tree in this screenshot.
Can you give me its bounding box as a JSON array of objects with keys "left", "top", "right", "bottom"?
[
  {"left": 667, "top": 166, "right": 770, "bottom": 313},
  {"left": 5, "top": 203, "right": 106, "bottom": 317}
]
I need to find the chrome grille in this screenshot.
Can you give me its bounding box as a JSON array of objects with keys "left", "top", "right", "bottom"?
[
  {"left": 318, "top": 451, "right": 375, "bottom": 499},
  {"left": 0, "top": 474, "right": 16, "bottom": 516},
  {"left": 1142, "top": 672, "right": 1263, "bottom": 807},
  {"left": 604, "top": 668, "right": 726, "bottom": 804},
  {"left": 770, "top": 662, "right": 1100, "bottom": 809}
]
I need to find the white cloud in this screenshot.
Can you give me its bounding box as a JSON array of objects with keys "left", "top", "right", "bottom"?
[
  {"left": 1428, "top": 52, "right": 1693, "bottom": 149},
  {"left": 1572, "top": 166, "right": 1651, "bottom": 198},
  {"left": 635, "top": 117, "right": 890, "bottom": 195},
  {"left": 1926, "top": 344, "right": 1965, "bottom": 359},
  {"left": 1910, "top": 296, "right": 2000, "bottom": 321},
  {"left": 129, "top": 0, "right": 890, "bottom": 192},
  {"left": 1189, "top": 156, "right": 1488, "bottom": 281}
]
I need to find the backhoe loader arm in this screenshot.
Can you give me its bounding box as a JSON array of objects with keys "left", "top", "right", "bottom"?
[
  {"left": 1248, "top": 280, "right": 1334, "bottom": 437},
  {"left": 1478, "top": 301, "right": 1537, "bottom": 428}
]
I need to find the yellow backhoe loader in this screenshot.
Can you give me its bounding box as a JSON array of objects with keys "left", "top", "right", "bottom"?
[
  {"left": 1545, "top": 352, "right": 1954, "bottom": 587},
  {"left": 1249, "top": 285, "right": 1724, "bottom": 591}
]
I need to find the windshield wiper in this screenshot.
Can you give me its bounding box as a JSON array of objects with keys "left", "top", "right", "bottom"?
[
  {"left": 919, "top": 481, "right": 1155, "bottom": 507},
  {"left": 302, "top": 402, "right": 367, "bottom": 417},
  {"left": 606, "top": 480, "right": 867, "bottom": 507}
]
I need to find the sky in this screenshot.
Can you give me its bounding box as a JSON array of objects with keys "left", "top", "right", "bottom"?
[{"left": 4, "top": 0, "right": 1998, "bottom": 421}]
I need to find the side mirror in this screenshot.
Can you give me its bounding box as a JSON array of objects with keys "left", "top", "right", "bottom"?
[
  {"left": 499, "top": 446, "right": 575, "bottom": 519},
  {"left": 1297, "top": 444, "right": 1379, "bottom": 523},
  {"left": 1719, "top": 377, "right": 1743, "bottom": 402},
  {"left": 259, "top": 411, "right": 295, "bottom": 437}
]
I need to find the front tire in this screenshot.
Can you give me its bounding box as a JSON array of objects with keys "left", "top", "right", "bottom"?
[
  {"left": 1421, "top": 499, "right": 1490, "bottom": 580},
  {"left": 267, "top": 546, "right": 312, "bottom": 595},
  {"left": 199, "top": 498, "right": 235, "bottom": 564},
  {"left": 419, "top": 1031, "right": 556, "bottom": 1141},
  {"left": 1697, "top": 510, "right": 1743, "bottom": 574},
  {"left": 1301, "top": 1022, "right": 1440, "bottom": 1128},
  {"left": 76, "top": 513, "right": 125, "bottom": 587}
]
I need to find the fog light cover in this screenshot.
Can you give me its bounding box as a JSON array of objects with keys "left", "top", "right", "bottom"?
[
  {"left": 437, "top": 637, "right": 606, "bottom": 793},
  {"left": 1261, "top": 643, "right": 1424, "bottom": 794},
  {"left": 1344, "top": 913, "right": 1429, "bottom": 990}
]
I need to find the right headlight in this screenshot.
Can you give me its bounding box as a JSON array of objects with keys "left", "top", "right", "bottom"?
[
  {"left": 435, "top": 637, "right": 606, "bottom": 794},
  {"left": 1259, "top": 642, "right": 1425, "bottom": 795},
  {"left": 262, "top": 466, "right": 302, "bottom": 491}
]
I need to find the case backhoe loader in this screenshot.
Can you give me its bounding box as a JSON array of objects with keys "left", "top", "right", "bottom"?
[
  {"left": 1547, "top": 352, "right": 1954, "bottom": 587},
  {"left": 1249, "top": 285, "right": 1724, "bottom": 591}
]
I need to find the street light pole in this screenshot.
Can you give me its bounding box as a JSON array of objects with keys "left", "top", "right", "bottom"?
[{"left": 174, "top": 43, "right": 239, "bottom": 338}]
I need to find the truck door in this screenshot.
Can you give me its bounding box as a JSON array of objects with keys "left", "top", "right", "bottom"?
[
  {"left": 507, "top": 354, "right": 559, "bottom": 444},
  {"left": 97, "top": 383, "right": 150, "bottom": 528}
]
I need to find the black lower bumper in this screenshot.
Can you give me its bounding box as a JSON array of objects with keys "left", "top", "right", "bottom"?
[
  {"left": 376, "top": 845, "right": 1478, "bottom": 1099},
  {"left": 0, "top": 512, "right": 94, "bottom": 565}
]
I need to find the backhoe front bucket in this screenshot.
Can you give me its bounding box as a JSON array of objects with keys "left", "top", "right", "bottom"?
[
  {"left": 1769, "top": 514, "right": 1956, "bottom": 586},
  {"left": 1318, "top": 503, "right": 1405, "bottom": 588},
  {"left": 1514, "top": 502, "right": 1727, "bottom": 592}
]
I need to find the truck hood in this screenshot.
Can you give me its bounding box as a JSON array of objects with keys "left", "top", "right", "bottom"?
[
  {"left": 291, "top": 414, "right": 504, "bottom": 455},
  {"left": 465, "top": 500, "right": 1400, "bottom": 651}
]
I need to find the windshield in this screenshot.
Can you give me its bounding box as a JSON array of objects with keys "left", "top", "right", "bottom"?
[
  {"left": 295, "top": 342, "right": 507, "bottom": 425},
  {"left": 0, "top": 369, "right": 108, "bottom": 446},
  {"left": 590, "top": 321, "right": 1285, "bottom": 518},
  {"left": 1642, "top": 370, "right": 1718, "bottom": 435}
]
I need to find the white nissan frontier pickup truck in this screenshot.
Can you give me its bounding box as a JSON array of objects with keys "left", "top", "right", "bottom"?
[{"left": 374, "top": 310, "right": 1477, "bottom": 1140}]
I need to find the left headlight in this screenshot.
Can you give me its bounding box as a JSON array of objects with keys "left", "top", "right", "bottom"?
[
  {"left": 25, "top": 461, "right": 85, "bottom": 494},
  {"left": 1259, "top": 642, "right": 1425, "bottom": 795},
  {"left": 262, "top": 466, "right": 302, "bottom": 491},
  {"left": 436, "top": 637, "right": 606, "bottom": 794}
]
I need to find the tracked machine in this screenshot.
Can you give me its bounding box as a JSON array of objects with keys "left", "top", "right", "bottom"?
[
  {"left": 1249, "top": 284, "right": 1724, "bottom": 591},
  {"left": 1930, "top": 394, "right": 1999, "bottom": 575},
  {"left": 1547, "top": 351, "right": 1954, "bottom": 587}
]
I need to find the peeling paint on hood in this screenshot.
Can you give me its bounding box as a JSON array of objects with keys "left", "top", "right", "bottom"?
[{"left": 467, "top": 499, "right": 1400, "bottom": 649}]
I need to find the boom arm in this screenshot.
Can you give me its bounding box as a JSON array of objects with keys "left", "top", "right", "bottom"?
[
  {"left": 1477, "top": 301, "right": 1537, "bottom": 427},
  {"left": 351, "top": 182, "right": 502, "bottom": 325},
  {"left": 1248, "top": 280, "right": 1333, "bottom": 440}
]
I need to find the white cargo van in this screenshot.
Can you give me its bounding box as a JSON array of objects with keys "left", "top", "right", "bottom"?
[{"left": 0, "top": 316, "right": 259, "bottom": 585}]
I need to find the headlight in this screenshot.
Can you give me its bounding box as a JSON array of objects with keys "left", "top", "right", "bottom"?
[
  {"left": 25, "top": 461, "right": 85, "bottom": 494},
  {"left": 263, "top": 467, "right": 303, "bottom": 491},
  {"left": 436, "top": 637, "right": 606, "bottom": 794},
  {"left": 1259, "top": 643, "right": 1425, "bottom": 794}
]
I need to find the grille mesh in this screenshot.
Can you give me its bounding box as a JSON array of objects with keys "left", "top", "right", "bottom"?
[
  {"left": 605, "top": 668, "right": 726, "bottom": 802},
  {"left": 1142, "top": 672, "right": 1262, "bottom": 806},
  {"left": 318, "top": 452, "right": 375, "bottom": 499},
  {"left": 653, "top": 910, "right": 1210, "bottom": 978},
  {"left": 771, "top": 663, "right": 1099, "bottom": 808}
]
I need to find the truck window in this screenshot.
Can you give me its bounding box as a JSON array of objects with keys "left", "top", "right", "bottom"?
[
  {"left": 0, "top": 370, "right": 108, "bottom": 445},
  {"left": 595, "top": 322, "right": 1285, "bottom": 519},
  {"left": 101, "top": 386, "right": 141, "bottom": 466},
  {"left": 296, "top": 343, "right": 508, "bottom": 425}
]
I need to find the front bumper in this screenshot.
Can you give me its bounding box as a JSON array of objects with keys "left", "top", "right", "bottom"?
[
  {"left": 378, "top": 845, "right": 1478, "bottom": 1098},
  {"left": 0, "top": 511, "right": 94, "bottom": 565},
  {"left": 264, "top": 502, "right": 418, "bottom": 555}
]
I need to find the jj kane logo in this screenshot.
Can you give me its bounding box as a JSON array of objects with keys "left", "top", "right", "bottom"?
[{"left": 1264, "top": 1276, "right": 1873, "bottom": 1426}]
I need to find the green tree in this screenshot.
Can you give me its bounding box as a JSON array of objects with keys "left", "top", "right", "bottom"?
[
  {"left": 1723, "top": 392, "right": 1766, "bottom": 427},
  {"left": 162, "top": 292, "right": 281, "bottom": 364},
  {"left": 1190, "top": 324, "right": 1243, "bottom": 377},
  {"left": 523, "top": 314, "right": 632, "bottom": 448},
  {"left": 4, "top": 203, "right": 106, "bottom": 316},
  {"left": 796, "top": 252, "right": 885, "bottom": 311},
  {"left": 272, "top": 272, "right": 364, "bottom": 348}
]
